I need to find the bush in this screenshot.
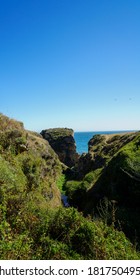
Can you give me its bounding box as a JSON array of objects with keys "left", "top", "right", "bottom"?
[
  {"left": 35, "top": 207, "right": 140, "bottom": 260},
  {"left": 65, "top": 181, "right": 86, "bottom": 210}
]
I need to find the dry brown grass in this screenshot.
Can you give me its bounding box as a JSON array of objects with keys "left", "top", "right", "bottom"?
[{"left": 0, "top": 113, "right": 24, "bottom": 131}]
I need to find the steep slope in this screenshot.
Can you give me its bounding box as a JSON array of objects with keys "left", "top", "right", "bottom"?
[
  {"left": 0, "top": 113, "right": 63, "bottom": 219},
  {"left": 86, "top": 132, "right": 140, "bottom": 208},
  {"left": 74, "top": 132, "right": 137, "bottom": 178},
  {"left": 65, "top": 131, "right": 140, "bottom": 246},
  {"left": 0, "top": 114, "right": 139, "bottom": 259}
]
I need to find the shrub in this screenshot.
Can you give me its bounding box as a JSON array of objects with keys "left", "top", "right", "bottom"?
[{"left": 35, "top": 207, "right": 140, "bottom": 260}]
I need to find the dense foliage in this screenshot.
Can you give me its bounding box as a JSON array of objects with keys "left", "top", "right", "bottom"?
[
  {"left": 0, "top": 114, "right": 139, "bottom": 259},
  {"left": 65, "top": 132, "right": 140, "bottom": 249}
]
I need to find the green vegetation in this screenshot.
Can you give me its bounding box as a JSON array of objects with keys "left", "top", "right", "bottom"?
[
  {"left": 64, "top": 169, "right": 102, "bottom": 209},
  {"left": 0, "top": 113, "right": 140, "bottom": 259},
  {"left": 41, "top": 128, "right": 74, "bottom": 140},
  {"left": 84, "top": 168, "right": 103, "bottom": 186},
  {"left": 56, "top": 174, "right": 66, "bottom": 193},
  {"left": 64, "top": 132, "right": 140, "bottom": 251},
  {"left": 0, "top": 205, "right": 139, "bottom": 259}
]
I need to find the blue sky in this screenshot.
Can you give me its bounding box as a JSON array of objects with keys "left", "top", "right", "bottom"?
[{"left": 0, "top": 0, "right": 140, "bottom": 132}]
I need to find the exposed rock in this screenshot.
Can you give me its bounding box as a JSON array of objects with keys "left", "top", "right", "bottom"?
[
  {"left": 88, "top": 132, "right": 136, "bottom": 156},
  {"left": 18, "top": 144, "right": 28, "bottom": 152},
  {"left": 74, "top": 132, "right": 137, "bottom": 178},
  {"left": 40, "top": 128, "right": 79, "bottom": 167}
]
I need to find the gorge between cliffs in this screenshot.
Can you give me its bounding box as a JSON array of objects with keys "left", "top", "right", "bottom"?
[
  {"left": 41, "top": 127, "right": 140, "bottom": 247},
  {"left": 0, "top": 113, "right": 140, "bottom": 260}
]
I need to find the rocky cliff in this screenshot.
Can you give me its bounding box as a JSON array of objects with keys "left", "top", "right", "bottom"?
[
  {"left": 85, "top": 132, "right": 140, "bottom": 206},
  {"left": 65, "top": 131, "right": 140, "bottom": 245},
  {"left": 74, "top": 132, "right": 137, "bottom": 178},
  {"left": 0, "top": 113, "right": 139, "bottom": 259},
  {"left": 40, "top": 128, "right": 79, "bottom": 167}
]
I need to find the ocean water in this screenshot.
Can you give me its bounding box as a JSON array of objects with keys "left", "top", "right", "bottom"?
[{"left": 74, "top": 131, "right": 135, "bottom": 154}]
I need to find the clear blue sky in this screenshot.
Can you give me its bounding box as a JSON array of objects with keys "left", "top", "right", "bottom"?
[{"left": 0, "top": 0, "right": 140, "bottom": 132}]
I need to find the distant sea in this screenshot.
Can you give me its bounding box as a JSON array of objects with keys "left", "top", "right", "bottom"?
[{"left": 74, "top": 131, "right": 136, "bottom": 154}]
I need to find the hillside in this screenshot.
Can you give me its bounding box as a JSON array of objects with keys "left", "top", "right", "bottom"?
[
  {"left": 0, "top": 114, "right": 139, "bottom": 259},
  {"left": 65, "top": 131, "right": 140, "bottom": 247}
]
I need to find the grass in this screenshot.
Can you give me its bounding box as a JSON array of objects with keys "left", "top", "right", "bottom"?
[
  {"left": 41, "top": 128, "right": 74, "bottom": 139},
  {"left": 0, "top": 113, "right": 140, "bottom": 259}
]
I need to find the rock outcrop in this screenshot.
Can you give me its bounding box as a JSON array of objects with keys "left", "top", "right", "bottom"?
[
  {"left": 40, "top": 128, "right": 79, "bottom": 167},
  {"left": 65, "top": 130, "right": 140, "bottom": 245},
  {"left": 74, "top": 132, "right": 137, "bottom": 178},
  {"left": 1, "top": 113, "right": 140, "bottom": 259}
]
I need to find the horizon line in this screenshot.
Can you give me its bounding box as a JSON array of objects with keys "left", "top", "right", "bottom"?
[{"left": 74, "top": 129, "right": 139, "bottom": 133}]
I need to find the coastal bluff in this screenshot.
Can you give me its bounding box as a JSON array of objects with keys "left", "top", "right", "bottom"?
[
  {"left": 75, "top": 132, "right": 137, "bottom": 177},
  {"left": 0, "top": 113, "right": 140, "bottom": 259},
  {"left": 64, "top": 130, "right": 140, "bottom": 245},
  {"left": 40, "top": 128, "right": 79, "bottom": 167}
]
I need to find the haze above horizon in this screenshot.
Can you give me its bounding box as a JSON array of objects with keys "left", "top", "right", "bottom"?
[{"left": 0, "top": 0, "right": 140, "bottom": 132}]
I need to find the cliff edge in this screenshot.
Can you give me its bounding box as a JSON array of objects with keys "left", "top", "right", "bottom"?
[{"left": 41, "top": 128, "right": 79, "bottom": 167}]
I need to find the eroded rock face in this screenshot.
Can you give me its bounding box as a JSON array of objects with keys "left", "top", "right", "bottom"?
[
  {"left": 40, "top": 128, "right": 79, "bottom": 167},
  {"left": 85, "top": 132, "right": 140, "bottom": 213},
  {"left": 74, "top": 132, "right": 137, "bottom": 178}
]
